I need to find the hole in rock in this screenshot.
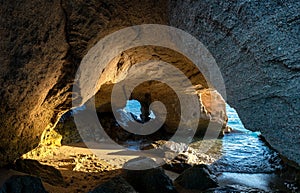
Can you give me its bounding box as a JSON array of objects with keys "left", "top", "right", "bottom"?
[{"left": 123, "top": 99, "right": 156, "bottom": 122}]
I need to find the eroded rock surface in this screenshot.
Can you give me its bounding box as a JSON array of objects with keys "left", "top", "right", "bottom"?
[
  {"left": 13, "top": 159, "right": 64, "bottom": 186},
  {"left": 90, "top": 176, "right": 137, "bottom": 193},
  {"left": 169, "top": 0, "right": 300, "bottom": 165},
  {"left": 92, "top": 46, "right": 227, "bottom": 135},
  {"left": 124, "top": 158, "right": 177, "bottom": 193},
  {"left": 174, "top": 164, "right": 218, "bottom": 191},
  {"left": 0, "top": 0, "right": 69, "bottom": 168},
  {"left": 0, "top": 0, "right": 168, "bottom": 167}
]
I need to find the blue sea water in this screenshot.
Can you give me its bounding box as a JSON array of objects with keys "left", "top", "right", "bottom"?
[
  {"left": 123, "top": 100, "right": 281, "bottom": 173},
  {"left": 124, "top": 100, "right": 155, "bottom": 120},
  {"left": 216, "top": 106, "right": 297, "bottom": 192},
  {"left": 212, "top": 104, "right": 282, "bottom": 173}
]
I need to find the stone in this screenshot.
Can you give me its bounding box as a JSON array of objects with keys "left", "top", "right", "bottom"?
[
  {"left": 142, "top": 140, "right": 202, "bottom": 173},
  {"left": 143, "top": 140, "right": 221, "bottom": 172},
  {"left": 90, "top": 176, "right": 137, "bottom": 193},
  {"left": 55, "top": 115, "right": 82, "bottom": 145},
  {"left": 13, "top": 159, "right": 64, "bottom": 186},
  {"left": 124, "top": 158, "right": 177, "bottom": 193},
  {"left": 174, "top": 164, "right": 218, "bottom": 191},
  {"left": 0, "top": 175, "right": 48, "bottom": 193},
  {"left": 223, "top": 126, "right": 233, "bottom": 134},
  {"left": 163, "top": 154, "right": 193, "bottom": 174}
]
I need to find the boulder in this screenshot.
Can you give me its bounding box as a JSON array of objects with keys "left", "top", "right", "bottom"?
[
  {"left": 163, "top": 154, "right": 193, "bottom": 174},
  {"left": 0, "top": 175, "right": 48, "bottom": 193},
  {"left": 124, "top": 157, "right": 177, "bottom": 193},
  {"left": 90, "top": 176, "right": 137, "bottom": 193},
  {"left": 174, "top": 165, "right": 218, "bottom": 191},
  {"left": 13, "top": 159, "right": 64, "bottom": 186},
  {"left": 142, "top": 140, "right": 221, "bottom": 173}
]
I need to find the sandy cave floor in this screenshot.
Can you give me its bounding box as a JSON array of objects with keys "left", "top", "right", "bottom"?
[
  {"left": 23, "top": 142, "right": 143, "bottom": 193},
  {"left": 2, "top": 138, "right": 221, "bottom": 193},
  {"left": 18, "top": 141, "right": 187, "bottom": 193}
]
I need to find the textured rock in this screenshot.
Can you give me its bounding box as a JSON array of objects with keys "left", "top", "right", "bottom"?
[
  {"left": 0, "top": 0, "right": 168, "bottom": 167},
  {"left": 13, "top": 159, "right": 64, "bottom": 186},
  {"left": 0, "top": 175, "right": 48, "bottom": 193},
  {"left": 0, "top": 0, "right": 69, "bottom": 168},
  {"left": 174, "top": 164, "right": 218, "bottom": 191},
  {"left": 162, "top": 154, "right": 193, "bottom": 174},
  {"left": 124, "top": 158, "right": 177, "bottom": 193},
  {"left": 169, "top": 0, "right": 300, "bottom": 165},
  {"left": 90, "top": 176, "right": 137, "bottom": 193},
  {"left": 92, "top": 46, "right": 227, "bottom": 135}
]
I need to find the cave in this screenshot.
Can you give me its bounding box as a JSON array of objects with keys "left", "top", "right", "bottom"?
[{"left": 1, "top": 0, "right": 299, "bottom": 192}]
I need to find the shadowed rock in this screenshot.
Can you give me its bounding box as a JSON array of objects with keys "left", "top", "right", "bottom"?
[
  {"left": 174, "top": 164, "right": 218, "bottom": 191},
  {"left": 124, "top": 157, "right": 177, "bottom": 193},
  {"left": 0, "top": 175, "right": 48, "bottom": 193},
  {"left": 13, "top": 159, "right": 64, "bottom": 186},
  {"left": 90, "top": 176, "right": 137, "bottom": 193}
]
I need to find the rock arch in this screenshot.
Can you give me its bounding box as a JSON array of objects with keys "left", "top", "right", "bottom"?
[{"left": 90, "top": 45, "right": 227, "bottom": 135}]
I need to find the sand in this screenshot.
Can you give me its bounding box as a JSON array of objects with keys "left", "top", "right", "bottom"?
[{"left": 21, "top": 142, "right": 141, "bottom": 193}]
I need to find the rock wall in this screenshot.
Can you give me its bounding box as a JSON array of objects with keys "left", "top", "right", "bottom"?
[
  {"left": 0, "top": 0, "right": 69, "bottom": 167},
  {"left": 169, "top": 0, "right": 300, "bottom": 165},
  {"left": 0, "top": 0, "right": 168, "bottom": 167}
]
